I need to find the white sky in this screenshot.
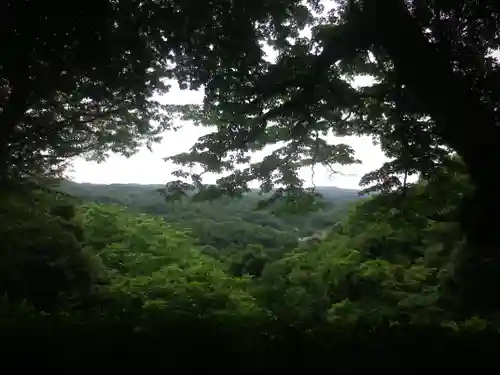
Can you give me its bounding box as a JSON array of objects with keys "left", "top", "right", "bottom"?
[{"left": 67, "top": 80, "right": 388, "bottom": 190}]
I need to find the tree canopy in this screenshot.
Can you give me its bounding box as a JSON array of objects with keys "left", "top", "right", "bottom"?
[
  {"left": 4, "top": 0, "right": 498, "bottom": 202},
  {"left": 160, "top": 0, "right": 500, "bottom": 305},
  {"left": 0, "top": 0, "right": 310, "bottom": 180},
  {"left": 3, "top": 0, "right": 500, "bottom": 313}
]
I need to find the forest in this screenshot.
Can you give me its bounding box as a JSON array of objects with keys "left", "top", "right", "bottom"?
[
  {"left": 2, "top": 0, "right": 500, "bottom": 370},
  {"left": 2, "top": 163, "right": 496, "bottom": 368}
]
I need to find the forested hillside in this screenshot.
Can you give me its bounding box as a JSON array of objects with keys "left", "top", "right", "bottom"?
[
  {"left": 4, "top": 157, "right": 496, "bottom": 369},
  {"left": 61, "top": 181, "right": 358, "bottom": 232},
  {"left": 1, "top": 159, "right": 491, "bottom": 334},
  {"left": 58, "top": 181, "right": 361, "bottom": 273}
]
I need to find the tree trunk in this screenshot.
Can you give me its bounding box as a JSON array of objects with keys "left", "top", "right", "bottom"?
[{"left": 364, "top": 0, "right": 500, "bottom": 313}]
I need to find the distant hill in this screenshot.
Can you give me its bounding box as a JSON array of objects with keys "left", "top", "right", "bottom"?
[
  {"left": 314, "top": 186, "right": 361, "bottom": 201},
  {"left": 57, "top": 180, "right": 364, "bottom": 239},
  {"left": 58, "top": 180, "right": 361, "bottom": 205}
]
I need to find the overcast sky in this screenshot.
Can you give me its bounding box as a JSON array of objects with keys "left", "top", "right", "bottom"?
[{"left": 67, "top": 78, "right": 389, "bottom": 190}]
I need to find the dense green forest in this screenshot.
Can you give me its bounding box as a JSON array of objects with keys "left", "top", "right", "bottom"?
[
  {"left": 1, "top": 160, "right": 493, "bottom": 345},
  {"left": 3, "top": 0, "right": 500, "bottom": 369},
  {"left": 51, "top": 171, "right": 467, "bottom": 325},
  {"left": 60, "top": 181, "right": 359, "bottom": 248}
]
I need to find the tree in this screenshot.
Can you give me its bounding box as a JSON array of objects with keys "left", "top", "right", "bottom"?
[
  {"left": 229, "top": 245, "right": 271, "bottom": 277},
  {"left": 80, "top": 203, "right": 267, "bottom": 325},
  {"left": 162, "top": 0, "right": 500, "bottom": 310},
  {"left": 167, "top": 1, "right": 498, "bottom": 193},
  {"left": 0, "top": 187, "right": 99, "bottom": 309},
  {"left": 0, "top": 0, "right": 314, "bottom": 181}
]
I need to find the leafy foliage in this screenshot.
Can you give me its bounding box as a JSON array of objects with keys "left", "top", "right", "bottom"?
[
  {"left": 0, "top": 188, "right": 97, "bottom": 309},
  {"left": 0, "top": 0, "right": 319, "bottom": 181},
  {"left": 58, "top": 181, "right": 360, "bottom": 258},
  {"left": 1, "top": 156, "right": 500, "bottom": 370},
  {"left": 4, "top": 158, "right": 474, "bottom": 317},
  {"left": 163, "top": 0, "right": 500, "bottom": 202},
  {"left": 80, "top": 204, "right": 266, "bottom": 324},
  {"left": 3, "top": 0, "right": 500, "bottom": 366}
]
